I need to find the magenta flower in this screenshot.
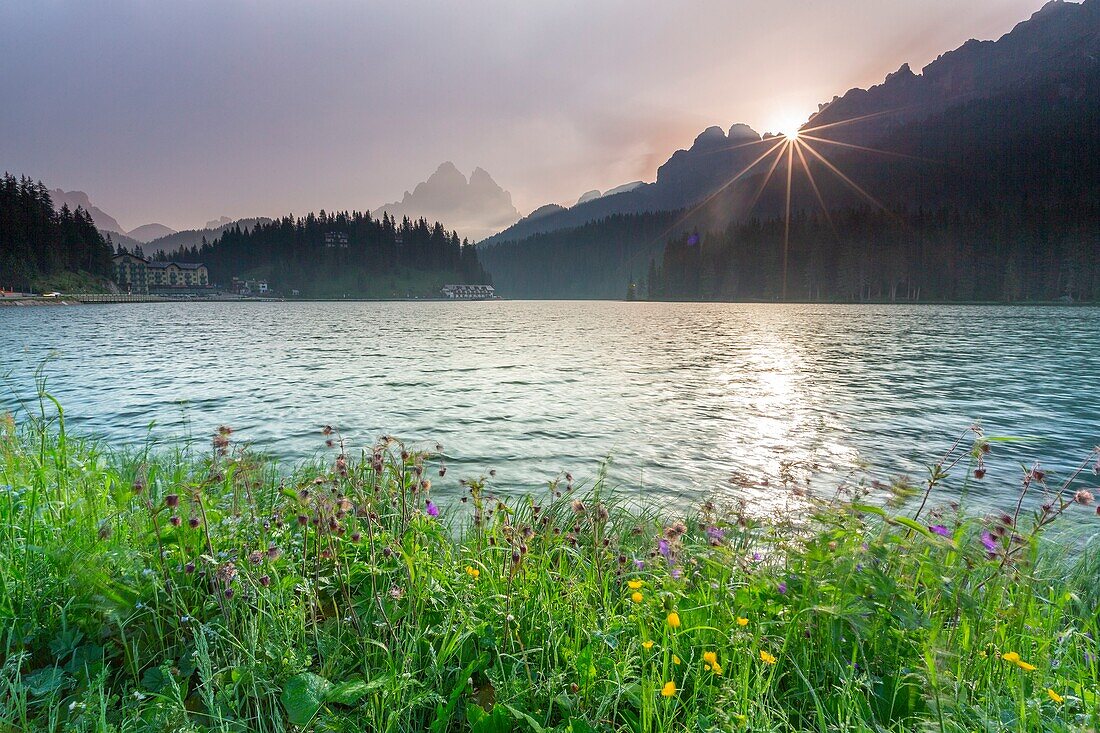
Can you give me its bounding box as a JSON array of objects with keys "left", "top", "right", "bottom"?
[
  {"left": 777, "top": 581, "right": 787, "bottom": 595},
  {"left": 929, "top": 525, "right": 950, "bottom": 537},
  {"left": 658, "top": 539, "right": 670, "bottom": 557},
  {"left": 425, "top": 500, "right": 439, "bottom": 518},
  {"left": 980, "top": 530, "right": 997, "bottom": 552}
]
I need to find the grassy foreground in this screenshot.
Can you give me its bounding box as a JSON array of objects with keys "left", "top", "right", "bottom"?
[{"left": 1, "top": 410, "right": 1098, "bottom": 732}]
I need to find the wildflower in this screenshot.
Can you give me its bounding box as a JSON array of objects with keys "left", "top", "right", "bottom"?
[
  {"left": 165, "top": 494, "right": 180, "bottom": 508},
  {"left": 634, "top": 559, "right": 645, "bottom": 570},
  {"left": 658, "top": 539, "right": 671, "bottom": 557},
  {"left": 1075, "top": 490, "right": 1094, "bottom": 505},
  {"left": 1047, "top": 689, "right": 1064, "bottom": 703},
  {"left": 465, "top": 566, "right": 480, "bottom": 579},
  {"left": 703, "top": 651, "right": 718, "bottom": 665},
  {"left": 259, "top": 574, "right": 271, "bottom": 587},
  {"left": 184, "top": 561, "right": 195, "bottom": 574},
  {"left": 248, "top": 550, "right": 263, "bottom": 565},
  {"left": 660, "top": 680, "right": 676, "bottom": 698},
  {"left": 627, "top": 579, "right": 643, "bottom": 590},
  {"left": 642, "top": 641, "right": 654, "bottom": 650},
  {"left": 665, "top": 521, "right": 687, "bottom": 539},
  {"left": 1002, "top": 652, "right": 1036, "bottom": 671},
  {"left": 706, "top": 526, "right": 725, "bottom": 544},
  {"left": 980, "top": 531, "right": 997, "bottom": 553},
  {"left": 672, "top": 655, "right": 681, "bottom": 665},
  {"left": 929, "top": 524, "right": 950, "bottom": 537},
  {"left": 425, "top": 500, "right": 439, "bottom": 518},
  {"left": 670, "top": 567, "right": 683, "bottom": 580},
  {"left": 169, "top": 515, "right": 182, "bottom": 526},
  {"left": 974, "top": 468, "right": 986, "bottom": 479},
  {"left": 777, "top": 581, "right": 787, "bottom": 595},
  {"left": 667, "top": 611, "right": 681, "bottom": 629},
  {"left": 631, "top": 591, "right": 644, "bottom": 603},
  {"left": 760, "top": 650, "right": 777, "bottom": 665},
  {"left": 571, "top": 500, "right": 586, "bottom": 514},
  {"left": 737, "top": 617, "right": 749, "bottom": 627},
  {"left": 188, "top": 517, "right": 200, "bottom": 529}
]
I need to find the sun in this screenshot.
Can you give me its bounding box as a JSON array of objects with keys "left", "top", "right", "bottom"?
[{"left": 771, "top": 115, "right": 804, "bottom": 141}]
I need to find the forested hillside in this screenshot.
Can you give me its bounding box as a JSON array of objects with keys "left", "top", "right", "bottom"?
[
  {"left": 152, "top": 210, "right": 488, "bottom": 298},
  {"left": 0, "top": 174, "right": 114, "bottom": 291}
]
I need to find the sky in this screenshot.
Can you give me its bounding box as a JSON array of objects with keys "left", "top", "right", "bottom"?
[{"left": 0, "top": 0, "right": 1046, "bottom": 232}]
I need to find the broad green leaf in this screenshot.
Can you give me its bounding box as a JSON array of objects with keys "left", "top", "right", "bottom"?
[{"left": 281, "top": 672, "right": 332, "bottom": 726}]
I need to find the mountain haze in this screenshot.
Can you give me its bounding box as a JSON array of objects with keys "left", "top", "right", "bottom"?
[{"left": 375, "top": 162, "right": 519, "bottom": 242}]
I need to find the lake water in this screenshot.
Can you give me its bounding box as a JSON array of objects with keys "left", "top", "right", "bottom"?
[{"left": 1, "top": 301, "right": 1097, "bottom": 514}]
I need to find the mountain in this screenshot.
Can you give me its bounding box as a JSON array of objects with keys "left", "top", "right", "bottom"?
[
  {"left": 482, "top": 125, "right": 772, "bottom": 245},
  {"left": 375, "top": 162, "right": 519, "bottom": 242},
  {"left": 140, "top": 218, "right": 273, "bottom": 255},
  {"left": 484, "top": 0, "right": 1100, "bottom": 248},
  {"left": 48, "top": 189, "right": 125, "bottom": 234},
  {"left": 126, "top": 223, "right": 177, "bottom": 243},
  {"left": 804, "top": 0, "right": 1100, "bottom": 146},
  {"left": 481, "top": 0, "right": 1100, "bottom": 301},
  {"left": 205, "top": 216, "right": 233, "bottom": 229}
]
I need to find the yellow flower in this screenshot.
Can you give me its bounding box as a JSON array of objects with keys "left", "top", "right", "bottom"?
[
  {"left": 760, "top": 650, "right": 777, "bottom": 665},
  {"left": 736, "top": 617, "right": 749, "bottom": 627},
  {"left": 465, "top": 566, "right": 480, "bottom": 579},
  {"left": 702, "top": 651, "right": 718, "bottom": 665},
  {"left": 642, "top": 640, "right": 654, "bottom": 650},
  {"left": 672, "top": 655, "right": 681, "bottom": 665},
  {"left": 660, "top": 680, "right": 676, "bottom": 698},
  {"left": 627, "top": 580, "right": 643, "bottom": 590},
  {"left": 1047, "top": 689, "right": 1064, "bottom": 704},
  {"left": 667, "top": 612, "right": 681, "bottom": 629},
  {"left": 1002, "top": 652, "right": 1036, "bottom": 671},
  {"left": 631, "top": 591, "right": 644, "bottom": 603},
  {"left": 711, "top": 662, "right": 723, "bottom": 675},
  {"left": 733, "top": 713, "right": 747, "bottom": 724}
]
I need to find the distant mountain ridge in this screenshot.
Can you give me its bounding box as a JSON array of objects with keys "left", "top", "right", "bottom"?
[
  {"left": 140, "top": 218, "right": 274, "bottom": 255},
  {"left": 484, "top": 0, "right": 1100, "bottom": 245},
  {"left": 49, "top": 189, "right": 125, "bottom": 234},
  {"left": 375, "top": 162, "right": 519, "bottom": 242}
]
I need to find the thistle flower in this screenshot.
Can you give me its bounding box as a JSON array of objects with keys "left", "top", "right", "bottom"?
[
  {"left": 426, "top": 500, "right": 439, "bottom": 518},
  {"left": 929, "top": 524, "right": 950, "bottom": 537},
  {"left": 980, "top": 531, "right": 997, "bottom": 553},
  {"left": 660, "top": 680, "right": 676, "bottom": 698}
]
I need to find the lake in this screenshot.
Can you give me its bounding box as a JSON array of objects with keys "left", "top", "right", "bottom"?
[{"left": 2, "top": 301, "right": 1097, "bottom": 513}]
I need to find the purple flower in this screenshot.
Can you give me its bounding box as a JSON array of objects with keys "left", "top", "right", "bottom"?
[
  {"left": 929, "top": 525, "right": 950, "bottom": 538},
  {"left": 658, "top": 539, "right": 670, "bottom": 558},
  {"left": 706, "top": 526, "right": 725, "bottom": 543},
  {"left": 980, "top": 530, "right": 997, "bottom": 552},
  {"left": 634, "top": 559, "right": 645, "bottom": 570},
  {"left": 425, "top": 500, "right": 439, "bottom": 518},
  {"left": 777, "top": 581, "right": 787, "bottom": 595},
  {"left": 752, "top": 552, "right": 763, "bottom": 562},
  {"left": 671, "top": 567, "right": 682, "bottom": 579}
]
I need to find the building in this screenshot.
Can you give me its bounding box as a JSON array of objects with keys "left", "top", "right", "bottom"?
[
  {"left": 230, "top": 277, "right": 269, "bottom": 296},
  {"left": 113, "top": 253, "right": 149, "bottom": 293},
  {"left": 324, "top": 232, "right": 349, "bottom": 248},
  {"left": 112, "top": 253, "right": 210, "bottom": 294},
  {"left": 147, "top": 261, "right": 209, "bottom": 289},
  {"left": 441, "top": 284, "right": 496, "bottom": 300}
]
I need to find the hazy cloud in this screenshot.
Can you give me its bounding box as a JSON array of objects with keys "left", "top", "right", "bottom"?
[{"left": 0, "top": 0, "right": 1043, "bottom": 230}]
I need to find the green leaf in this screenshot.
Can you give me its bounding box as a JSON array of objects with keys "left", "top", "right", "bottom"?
[
  {"left": 504, "top": 703, "right": 546, "bottom": 732},
  {"left": 468, "top": 704, "right": 511, "bottom": 733},
  {"left": 24, "top": 667, "right": 69, "bottom": 697},
  {"left": 281, "top": 672, "right": 333, "bottom": 726},
  {"left": 328, "top": 677, "right": 382, "bottom": 705}
]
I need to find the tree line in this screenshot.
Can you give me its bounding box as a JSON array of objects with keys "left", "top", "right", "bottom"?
[
  {"left": 0, "top": 174, "right": 114, "bottom": 290},
  {"left": 646, "top": 202, "right": 1100, "bottom": 303},
  {"left": 133, "top": 210, "right": 489, "bottom": 298}
]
